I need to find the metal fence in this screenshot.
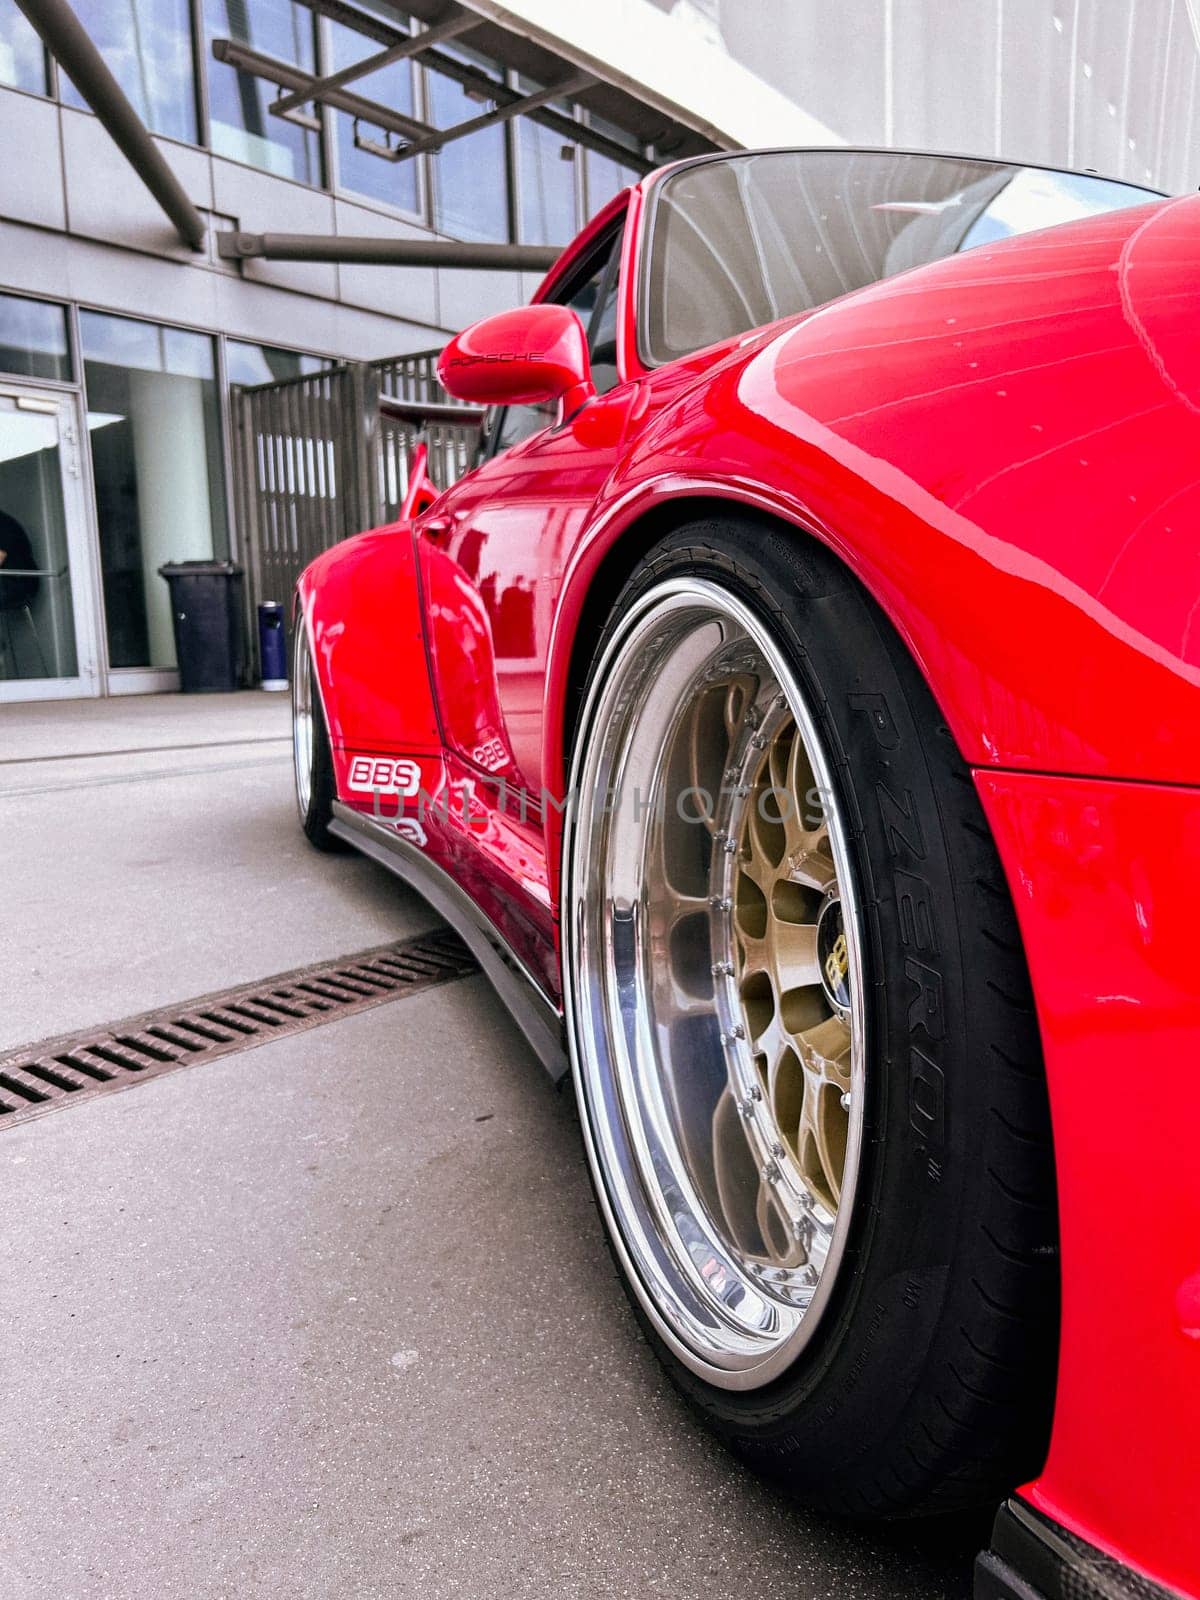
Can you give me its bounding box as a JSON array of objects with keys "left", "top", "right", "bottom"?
[{"left": 231, "top": 348, "right": 481, "bottom": 673}]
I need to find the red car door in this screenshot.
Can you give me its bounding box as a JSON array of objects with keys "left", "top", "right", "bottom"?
[{"left": 414, "top": 217, "right": 636, "bottom": 993}]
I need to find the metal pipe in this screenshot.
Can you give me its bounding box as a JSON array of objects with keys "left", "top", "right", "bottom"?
[
  {"left": 416, "top": 43, "right": 657, "bottom": 173},
  {"left": 218, "top": 232, "right": 560, "bottom": 270},
  {"left": 394, "top": 71, "right": 594, "bottom": 161},
  {"left": 270, "top": 11, "right": 477, "bottom": 118},
  {"left": 13, "top": 0, "right": 207, "bottom": 252},
  {"left": 378, "top": 395, "right": 486, "bottom": 426},
  {"left": 216, "top": 21, "right": 656, "bottom": 175},
  {"left": 213, "top": 38, "right": 434, "bottom": 142}
]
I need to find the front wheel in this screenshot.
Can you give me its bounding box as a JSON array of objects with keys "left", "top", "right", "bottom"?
[{"left": 563, "top": 519, "right": 1057, "bottom": 1517}]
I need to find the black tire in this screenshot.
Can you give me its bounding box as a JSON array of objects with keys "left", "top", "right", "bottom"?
[
  {"left": 293, "top": 625, "right": 346, "bottom": 854},
  {"left": 570, "top": 516, "right": 1058, "bottom": 1519}
]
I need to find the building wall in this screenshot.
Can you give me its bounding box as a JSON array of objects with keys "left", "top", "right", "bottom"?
[
  {"left": 0, "top": 0, "right": 657, "bottom": 698},
  {"left": 0, "top": 87, "right": 546, "bottom": 366},
  {"left": 715, "top": 0, "right": 1200, "bottom": 194},
  {"left": 0, "top": 0, "right": 662, "bottom": 364}
]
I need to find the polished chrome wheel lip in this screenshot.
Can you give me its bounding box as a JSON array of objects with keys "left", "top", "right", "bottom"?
[
  {"left": 292, "top": 620, "right": 314, "bottom": 821},
  {"left": 563, "top": 577, "right": 867, "bottom": 1391}
]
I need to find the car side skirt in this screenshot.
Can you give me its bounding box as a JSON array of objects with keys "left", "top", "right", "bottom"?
[
  {"left": 976, "top": 1500, "right": 1185, "bottom": 1600},
  {"left": 329, "top": 802, "right": 568, "bottom": 1085}
]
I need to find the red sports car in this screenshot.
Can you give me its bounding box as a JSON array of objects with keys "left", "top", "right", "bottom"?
[{"left": 291, "top": 148, "right": 1200, "bottom": 1600}]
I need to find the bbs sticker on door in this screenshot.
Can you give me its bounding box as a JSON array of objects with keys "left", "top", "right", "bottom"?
[{"left": 347, "top": 756, "right": 422, "bottom": 796}]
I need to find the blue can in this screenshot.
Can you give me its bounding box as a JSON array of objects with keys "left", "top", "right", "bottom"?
[{"left": 258, "top": 601, "right": 288, "bottom": 691}]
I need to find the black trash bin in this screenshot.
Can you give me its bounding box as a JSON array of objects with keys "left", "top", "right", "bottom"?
[{"left": 158, "top": 561, "right": 246, "bottom": 693}]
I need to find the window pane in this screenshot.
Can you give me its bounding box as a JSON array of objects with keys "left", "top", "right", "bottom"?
[
  {"left": 81, "top": 312, "right": 228, "bottom": 671},
  {"left": 0, "top": 293, "right": 71, "bottom": 382},
  {"left": 0, "top": 397, "right": 79, "bottom": 681},
  {"left": 330, "top": 8, "right": 419, "bottom": 212},
  {"left": 644, "top": 150, "right": 1164, "bottom": 365},
  {"left": 428, "top": 47, "right": 509, "bottom": 242},
  {"left": 584, "top": 116, "right": 641, "bottom": 218},
  {"left": 514, "top": 85, "right": 577, "bottom": 245},
  {"left": 493, "top": 399, "right": 553, "bottom": 453},
  {"left": 226, "top": 340, "right": 329, "bottom": 387},
  {"left": 0, "top": 1, "right": 48, "bottom": 94},
  {"left": 63, "top": 0, "right": 196, "bottom": 143},
  {"left": 587, "top": 238, "right": 623, "bottom": 395},
  {"left": 203, "top": 0, "right": 321, "bottom": 183},
  {"left": 960, "top": 166, "right": 1158, "bottom": 250}
]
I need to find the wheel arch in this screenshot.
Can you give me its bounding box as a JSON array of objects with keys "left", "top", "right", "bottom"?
[
  {"left": 556, "top": 492, "right": 751, "bottom": 777},
  {"left": 548, "top": 485, "right": 966, "bottom": 813}
]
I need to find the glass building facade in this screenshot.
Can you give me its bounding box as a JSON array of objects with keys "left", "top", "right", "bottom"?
[
  {"left": 80, "top": 312, "right": 228, "bottom": 671},
  {"left": 0, "top": 0, "right": 643, "bottom": 242},
  {"left": 0, "top": 291, "right": 334, "bottom": 690},
  {"left": 0, "top": 0, "right": 646, "bottom": 696}
]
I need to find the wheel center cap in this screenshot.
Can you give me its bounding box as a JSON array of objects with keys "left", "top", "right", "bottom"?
[{"left": 816, "top": 896, "right": 851, "bottom": 1014}]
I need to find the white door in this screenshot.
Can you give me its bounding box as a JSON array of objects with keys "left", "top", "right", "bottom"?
[{"left": 0, "top": 385, "right": 101, "bottom": 701}]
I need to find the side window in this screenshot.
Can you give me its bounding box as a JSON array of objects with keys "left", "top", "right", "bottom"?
[
  {"left": 587, "top": 246, "right": 621, "bottom": 396},
  {"left": 568, "top": 227, "right": 623, "bottom": 396},
  {"left": 484, "top": 224, "right": 624, "bottom": 457},
  {"left": 492, "top": 397, "right": 556, "bottom": 453}
]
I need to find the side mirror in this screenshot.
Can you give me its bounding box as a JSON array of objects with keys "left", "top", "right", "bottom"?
[{"left": 437, "top": 304, "right": 594, "bottom": 416}]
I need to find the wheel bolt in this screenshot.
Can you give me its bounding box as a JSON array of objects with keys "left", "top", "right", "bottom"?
[
  {"left": 711, "top": 960, "right": 734, "bottom": 977},
  {"left": 761, "top": 1160, "right": 781, "bottom": 1185}
]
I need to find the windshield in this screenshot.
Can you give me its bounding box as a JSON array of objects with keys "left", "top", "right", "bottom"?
[{"left": 642, "top": 149, "right": 1162, "bottom": 365}]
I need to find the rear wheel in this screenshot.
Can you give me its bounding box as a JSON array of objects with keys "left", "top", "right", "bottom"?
[
  {"left": 563, "top": 518, "right": 1057, "bottom": 1517},
  {"left": 292, "top": 618, "right": 343, "bottom": 852}
]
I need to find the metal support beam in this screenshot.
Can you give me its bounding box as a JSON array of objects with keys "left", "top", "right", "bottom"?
[
  {"left": 390, "top": 70, "right": 594, "bottom": 161},
  {"left": 417, "top": 43, "right": 654, "bottom": 172},
  {"left": 270, "top": 10, "right": 478, "bottom": 118},
  {"left": 13, "top": 0, "right": 206, "bottom": 251},
  {"left": 214, "top": 28, "right": 653, "bottom": 176},
  {"left": 379, "top": 395, "right": 487, "bottom": 426},
  {"left": 212, "top": 38, "right": 435, "bottom": 143},
  {"left": 295, "top": 0, "right": 410, "bottom": 49},
  {"left": 218, "top": 232, "right": 560, "bottom": 271}
]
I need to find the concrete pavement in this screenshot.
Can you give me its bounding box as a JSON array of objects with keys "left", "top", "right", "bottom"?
[
  {"left": 0, "top": 692, "right": 438, "bottom": 1050},
  {"left": 0, "top": 693, "right": 977, "bottom": 1598}
]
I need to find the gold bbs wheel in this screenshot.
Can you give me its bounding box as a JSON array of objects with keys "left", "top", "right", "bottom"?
[
  {"left": 565, "top": 577, "right": 866, "bottom": 1388},
  {"left": 564, "top": 525, "right": 1058, "bottom": 1515}
]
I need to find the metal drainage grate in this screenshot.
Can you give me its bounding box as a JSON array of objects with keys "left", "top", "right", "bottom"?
[{"left": 0, "top": 929, "right": 478, "bottom": 1130}]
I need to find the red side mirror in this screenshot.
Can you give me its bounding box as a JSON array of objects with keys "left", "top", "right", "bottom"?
[{"left": 437, "top": 304, "right": 594, "bottom": 415}]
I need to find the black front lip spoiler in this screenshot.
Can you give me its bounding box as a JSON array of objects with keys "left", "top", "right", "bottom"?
[{"left": 976, "top": 1499, "right": 1184, "bottom": 1600}]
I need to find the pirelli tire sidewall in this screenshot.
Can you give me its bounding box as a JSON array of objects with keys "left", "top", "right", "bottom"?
[{"left": 586, "top": 516, "right": 1056, "bottom": 1516}]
